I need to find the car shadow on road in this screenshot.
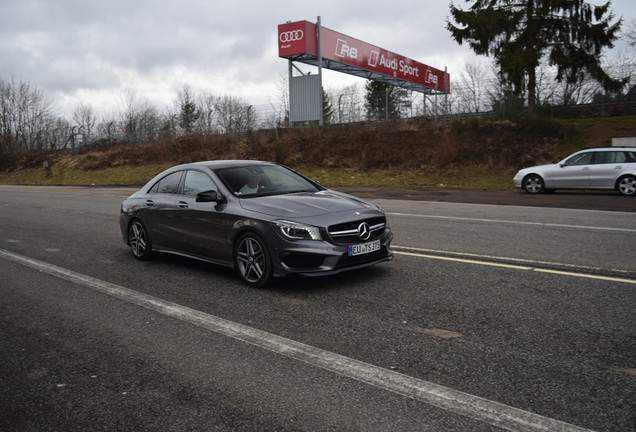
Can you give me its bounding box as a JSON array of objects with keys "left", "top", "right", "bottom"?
[
  {"left": 129, "top": 250, "right": 393, "bottom": 295},
  {"left": 270, "top": 265, "right": 392, "bottom": 294}
]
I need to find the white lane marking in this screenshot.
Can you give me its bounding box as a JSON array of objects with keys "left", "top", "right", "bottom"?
[
  {"left": 387, "top": 212, "right": 636, "bottom": 233},
  {"left": 0, "top": 248, "right": 591, "bottom": 432},
  {"left": 394, "top": 249, "right": 636, "bottom": 285},
  {"left": 395, "top": 250, "right": 532, "bottom": 270},
  {"left": 393, "top": 245, "right": 633, "bottom": 276}
]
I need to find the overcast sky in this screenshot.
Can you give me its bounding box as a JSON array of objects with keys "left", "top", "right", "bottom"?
[{"left": 1, "top": 0, "right": 635, "bottom": 119}]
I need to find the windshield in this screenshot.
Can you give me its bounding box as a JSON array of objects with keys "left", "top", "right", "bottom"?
[{"left": 213, "top": 164, "right": 321, "bottom": 197}]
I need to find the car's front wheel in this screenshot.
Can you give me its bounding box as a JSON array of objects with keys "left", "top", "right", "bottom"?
[
  {"left": 523, "top": 174, "right": 545, "bottom": 194},
  {"left": 234, "top": 232, "right": 273, "bottom": 287},
  {"left": 617, "top": 175, "right": 636, "bottom": 196},
  {"left": 128, "top": 219, "right": 152, "bottom": 260}
]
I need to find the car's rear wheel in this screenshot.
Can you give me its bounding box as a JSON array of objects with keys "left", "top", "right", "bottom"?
[
  {"left": 523, "top": 174, "right": 545, "bottom": 194},
  {"left": 617, "top": 175, "right": 636, "bottom": 196},
  {"left": 234, "top": 232, "right": 273, "bottom": 287},
  {"left": 128, "top": 219, "right": 152, "bottom": 260}
]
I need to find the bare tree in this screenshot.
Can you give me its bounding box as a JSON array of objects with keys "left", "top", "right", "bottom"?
[
  {"left": 95, "top": 113, "right": 119, "bottom": 146},
  {"left": 0, "top": 77, "right": 55, "bottom": 160},
  {"left": 214, "top": 95, "right": 254, "bottom": 135},
  {"left": 455, "top": 61, "right": 491, "bottom": 113},
  {"left": 139, "top": 103, "right": 163, "bottom": 144},
  {"left": 47, "top": 117, "right": 71, "bottom": 150},
  {"left": 198, "top": 92, "right": 217, "bottom": 134},
  {"left": 270, "top": 73, "right": 290, "bottom": 127},
  {"left": 119, "top": 87, "right": 141, "bottom": 143},
  {"left": 72, "top": 103, "right": 97, "bottom": 144},
  {"left": 602, "top": 52, "right": 636, "bottom": 98},
  {"left": 331, "top": 84, "right": 364, "bottom": 123},
  {"left": 626, "top": 19, "right": 636, "bottom": 47}
]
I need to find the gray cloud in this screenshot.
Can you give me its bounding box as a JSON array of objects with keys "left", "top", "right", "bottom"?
[{"left": 1, "top": 0, "right": 633, "bottom": 117}]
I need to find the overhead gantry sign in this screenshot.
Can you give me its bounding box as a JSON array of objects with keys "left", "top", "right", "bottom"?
[{"left": 278, "top": 20, "right": 450, "bottom": 95}]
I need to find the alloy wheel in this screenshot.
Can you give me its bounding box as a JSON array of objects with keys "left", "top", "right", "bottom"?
[
  {"left": 618, "top": 176, "right": 636, "bottom": 196},
  {"left": 235, "top": 234, "right": 272, "bottom": 287},
  {"left": 523, "top": 175, "right": 544, "bottom": 194},
  {"left": 129, "top": 220, "right": 151, "bottom": 260}
]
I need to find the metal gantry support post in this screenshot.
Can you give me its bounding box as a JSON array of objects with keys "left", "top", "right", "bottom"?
[
  {"left": 444, "top": 67, "right": 449, "bottom": 115},
  {"left": 288, "top": 59, "right": 293, "bottom": 127},
  {"left": 317, "top": 15, "right": 324, "bottom": 127},
  {"left": 70, "top": 126, "right": 77, "bottom": 155}
]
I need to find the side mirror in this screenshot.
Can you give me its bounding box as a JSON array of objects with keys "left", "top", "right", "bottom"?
[{"left": 196, "top": 190, "right": 224, "bottom": 203}]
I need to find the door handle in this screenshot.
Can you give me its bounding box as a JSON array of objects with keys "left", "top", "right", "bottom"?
[
  {"left": 614, "top": 166, "right": 623, "bottom": 169},
  {"left": 146, "top": 200, "right": 154, "bottom": 206},
  {"left": 178, "top": 201, "right": 189, "bottom": 208}
]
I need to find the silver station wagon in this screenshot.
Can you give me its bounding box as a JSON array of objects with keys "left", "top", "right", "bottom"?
[{"left": 513, "top": 147, "right": 636, "bottom": 196}]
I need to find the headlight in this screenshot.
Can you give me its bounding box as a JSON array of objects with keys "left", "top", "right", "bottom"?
[{"left": 271, "top": 220, "right": 322, "bottom": 240}]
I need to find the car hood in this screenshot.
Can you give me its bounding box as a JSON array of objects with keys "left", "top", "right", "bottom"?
[{"left": 238, "top": 190, "right": 380, "bottom": 218}]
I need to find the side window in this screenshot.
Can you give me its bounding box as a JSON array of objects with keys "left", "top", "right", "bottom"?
[
  {"left": 614, "top": 152, "right": 627, "bottom": 163},
  {"left": 183, "top": 170, "right": 218, "bottom": 197},
  {"left": 150, "top": 171, "right": 183, "bottom": 195},
  {"left": 593, "top": 152, "right": 610, "bottom": 164},
  {"left": 565, "top": 152, "right": 593, "bottom": 166},
  {"left": 627, "top": 152, "right": 636, "bottom": 162},
  {"left": 594, "top": 151, "right": 626, "bottom": 164}
]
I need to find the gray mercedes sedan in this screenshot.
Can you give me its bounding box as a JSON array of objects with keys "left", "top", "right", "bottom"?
[{"left": 119, "top": 160, "right": 393, "bottom": 287}]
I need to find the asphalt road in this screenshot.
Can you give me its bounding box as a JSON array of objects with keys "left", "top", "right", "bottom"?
[
  {"left": 1, "top": 185, "right": 635, "bottom": 431},
  {"left": 337, "top": 186, "right": 636, "bottom": 213}
]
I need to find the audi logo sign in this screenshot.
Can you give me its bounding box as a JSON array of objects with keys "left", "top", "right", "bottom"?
[
  {"left": 278, "top": 21, "right": 316, "bottom": 58},
  {"left": 279, "top": 30, "right": 304, "bottom": 43}
]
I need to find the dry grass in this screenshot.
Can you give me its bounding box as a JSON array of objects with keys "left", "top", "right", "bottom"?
[{"left": 2, "top": 115, "right": 634, "bottom": 189}]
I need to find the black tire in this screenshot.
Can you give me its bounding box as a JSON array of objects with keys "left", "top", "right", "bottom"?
[
  {"left": 523, "top": 174, "right": 545, "bottom": 194},
  {"left": 617, "top": 175, "right": 636, "bottom": 196},
  {"left": 234, "top": 232, "right": 273, "bottom": 288},
  {"left": 128, "top": 219, "right": 153, "bottom": 260}
]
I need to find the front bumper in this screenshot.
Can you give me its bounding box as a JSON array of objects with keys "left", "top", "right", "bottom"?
[{"left": 270, "top": 228, "right": 393, "bottom": 278}]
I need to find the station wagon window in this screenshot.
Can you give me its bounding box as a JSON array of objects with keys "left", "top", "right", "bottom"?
[
  {"left": 594, "top": 151, "right": 626, "bottom": 164},
  {"left": 564, "top": 152, "right": 593, "bottom": 166},
  {"left": 183, "top": 170, "right": 217, "bottom": 197},
  {"left": 149, "top": 171, "right": 182, "bottom": 194}
]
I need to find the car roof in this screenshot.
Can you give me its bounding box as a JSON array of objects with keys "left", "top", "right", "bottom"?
[
  {"left": 137, "top": 160, "right": 279, "bottom": 192},
  {"left": 193, "top": 160, "right": 276, "bottom": 170},
  {"left": 577, "top": 147, "right": 635, "bottom": 152}
]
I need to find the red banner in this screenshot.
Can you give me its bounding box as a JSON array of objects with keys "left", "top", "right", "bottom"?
[{"left": 278, "top": 21, "right": 448, "bottom": 93}]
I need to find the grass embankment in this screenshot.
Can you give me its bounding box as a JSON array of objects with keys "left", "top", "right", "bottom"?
[{"left": 1, "top": 115, "right": 635, "bottom": 190}]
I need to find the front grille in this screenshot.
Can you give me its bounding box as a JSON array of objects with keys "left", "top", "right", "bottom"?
[{"left": 328, "top": 216, "right": 386, "bottom": 244}]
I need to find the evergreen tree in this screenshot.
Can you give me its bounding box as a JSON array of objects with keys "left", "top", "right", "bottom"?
[
  {"left": 322, "top": 89, "right": 334, "bottom": 125},
  {"left": 177, "top": 86, "right": 200, "bottom": 134},
  {"left": 447, "top": 0, "right": 625, "bottom": 114},
  {"left": 364, "top": 81, "right": 408, "bottom": 120}
]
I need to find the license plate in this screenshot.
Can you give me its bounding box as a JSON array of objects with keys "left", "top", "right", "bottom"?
[{"left": 348, "top": 240, "right": 380, "bottom": 256}]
